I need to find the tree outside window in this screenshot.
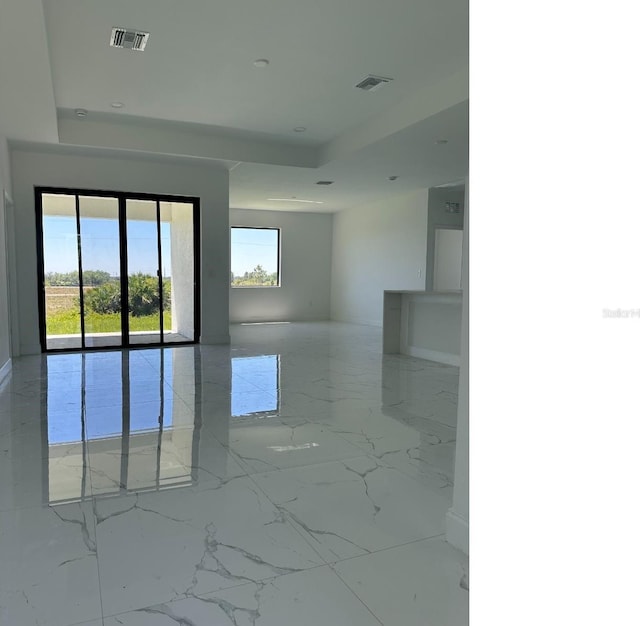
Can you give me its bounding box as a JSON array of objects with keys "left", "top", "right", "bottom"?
[{"left": 230, "top": 227, "right": 280, "bottom": 288}]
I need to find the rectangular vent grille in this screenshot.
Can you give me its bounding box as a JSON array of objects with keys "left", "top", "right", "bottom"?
[
  {"left": 445, "top": 202, "right": 461, "bottom": 214},
  {"left": 110, "top": 27, "right": 149, "bottom": 51},
  {"left": 316, "top": 181, "right": 334, "bottom": 185},
  {"left": 354, "top": 74, "right": 393, "bottom": 92}
]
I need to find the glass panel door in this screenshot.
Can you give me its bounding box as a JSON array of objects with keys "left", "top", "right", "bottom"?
[
  {"left": 42, "top": 193, "right": 83, "bottom": 350},
  {"left": 38, "top": 189, "right": 199, "bottom": 351},
  {"left": 160, "top": 201, "right": 195, "bottom": 343},
  {"left": 79, "top": 195, "right": 122, "bottom": 348},
  {"left": 125, "top": 199, "right": 162, "bottom": 345}
]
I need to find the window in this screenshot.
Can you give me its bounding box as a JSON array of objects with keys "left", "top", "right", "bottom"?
[{"left": 230, "top": 227, "right": 280, "bottom": 287}]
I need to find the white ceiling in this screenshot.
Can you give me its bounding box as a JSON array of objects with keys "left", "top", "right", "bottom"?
[
  {"left": 1, "top": 0, "right": 469, "bottom": 210},
  {"left": 230, "top": 100, "right": 468, "bottom": 212}
]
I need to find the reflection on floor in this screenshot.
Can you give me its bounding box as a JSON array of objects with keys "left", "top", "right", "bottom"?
[
  {"left": 0, "top": 322, "right": 468, "bottom": 626},
  {"left": 46, "top": 331, "right": 194, "bottom": 350}
]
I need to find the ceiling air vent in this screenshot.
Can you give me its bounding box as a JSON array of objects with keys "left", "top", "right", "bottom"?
[
  {"left": 110, "top": 27, "right": 149, "bottom": 51},
  {"left": 354, "top": 74, "right": 393, "bottom": 92},
  {"left": 316, "top": 181, "right": 334, "bottom": 185}
]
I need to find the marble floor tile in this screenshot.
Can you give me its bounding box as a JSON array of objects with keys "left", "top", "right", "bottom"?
[
  {"left": 333, "top": 537, "right": 469, "bottom": 626},
  {"left": 252, "top": 456, "right": 450, "bottom": 562},
  {"left": 382, "top": 388, "right": 460, "bottom": 428},
  {"left": 87, "top": 428, "right": 246, "bottom": 497},
  {"left": 376, "top": 441, "right": 456, "bottom": 490},
  {"left": 317, "top": 411, "right": 457, "bottom": 490},
  {"left": 225, "top": 420, "right": 365, "bottom": 473},
  {"left": 0, "top": 395, "right": 45, "bottom": 426},
  {"left": 0, "top": 432, "right": 68, "bottom": 510},
  {"left": 0, "top": 501, "right": 102, "bottom": 626},
  {"left": 0, "top": 322, "right": 466, "bottom": 625},
  {"left": 94, "top": 476, "right": 325, "bottom": 616},
  {"left": 102, "top": 566, "right": 382, "bottom": 626}
]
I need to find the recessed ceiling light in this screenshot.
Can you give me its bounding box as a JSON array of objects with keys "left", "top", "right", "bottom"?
[
  {"left": 110, "top": 102, "right": 124, "bottom": 108},
  {"left": 267, "top": 198, "right": 324, "bottom": 204},
  {"left": 75, "top": 108, "right": 88, "bottom": 118},
  {"left": 293, "top": 127, "right": 306, "bottom": 133},
  {"left": 253, "top": 58, "right": 270, "bottom": 67},
  {"left": 435, "top": 139, "right": 448, "bottom": 145}
]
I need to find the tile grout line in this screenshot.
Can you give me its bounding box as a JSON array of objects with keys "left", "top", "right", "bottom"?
[
  {"left": 243, "top": 470, "right": 331, "bottom": 566},
  {"left": 331, "top": 566, "right": 386, "bottom": 626},
  {"left": 91, "top": 494, "right": 107, "bottom": 626},
  {"left": 242, "top": 462, "right": 448, "bottom": 569},
  {"left": 232, "top": 443, "right": 453, "bottom": 502},
  {"left": 97, "top": 556, "right": 368, "bottom": 624}
]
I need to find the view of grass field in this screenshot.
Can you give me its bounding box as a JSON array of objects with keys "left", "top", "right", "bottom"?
[{"left": 45, "top": 277, "right": 171, "bottom": 336}]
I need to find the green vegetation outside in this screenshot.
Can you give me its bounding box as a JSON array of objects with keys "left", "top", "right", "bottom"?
[
  {"left": 47, "top": 310, "right": 172, "bottom": 335},
  {"left": 45, "top": 271, "right": 172, "bottom": 336},
  {"left": 45, "top": 270, "right": 112, "bottom": 286},
  {"left": 231, "top": 264, "right": 279, "bottom": 287}
]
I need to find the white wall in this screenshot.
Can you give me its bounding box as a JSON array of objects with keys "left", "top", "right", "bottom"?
[
  {"left": 0, "top": 134, "right": 13, "bottom": 375},
  {"left": 446, "top": 179, "right": 469, "bottom": 555},
  {"left": 229, "top": 208, "right": 332, "bottom": 323},
  {"left": 425, "top": 186, "right": 465, "bottom": 292},
  {"left": 433, "top": 228, "right": 463, "bottom": 291},
  {"left": 331, "top": 189, "right": 429, "bottom": 326},
  {"left": 169, "top": 202, "right": 195, "bottom": 339},
  {"left": 403, "top": 292, "right": 462, "bottom": 365},
  {"left": 10, "top": 149, "right": 230, "bottom": 355}
]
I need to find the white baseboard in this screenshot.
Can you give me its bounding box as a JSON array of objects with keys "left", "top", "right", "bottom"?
[
  {"left": 229, "top": 316, "right": 331, "bottom": 324},
  {"left": 446, "top": 508, "right": 469, "bottom": 555},
  {"left": 0, "top": 358, "right": 12, "bottom": 386},
  {"left": 406, "top": 346, "right": 460, "bottom": 366}
]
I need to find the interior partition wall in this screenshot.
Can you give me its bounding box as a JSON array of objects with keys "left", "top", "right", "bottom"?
[{"left": 35, "top": 188, "right": 200, "bottom": 352}]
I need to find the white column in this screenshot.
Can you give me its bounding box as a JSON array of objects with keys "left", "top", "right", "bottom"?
[
  {"left": 446, "top": 179, "right": 469, "bottom": 554},
  {"left": 169, "top": 202, "right": 195, "bottom": 339},
  {"left": 198, "top": 167, "right": 230, "bottom": 345}
]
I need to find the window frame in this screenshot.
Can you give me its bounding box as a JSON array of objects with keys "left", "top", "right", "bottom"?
[{"left": 230, "top": 226, "right": 281, "bottom": 289}]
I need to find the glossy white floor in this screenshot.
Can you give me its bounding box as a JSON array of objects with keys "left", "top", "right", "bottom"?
[{"left": 0, "top": 322, "right": 468, "bottom": 626}]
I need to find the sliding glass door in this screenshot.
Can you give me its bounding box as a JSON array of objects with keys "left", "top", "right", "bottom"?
[
  {"left": 37, "top": 189, "right": 200, "bottom": 351},
  {"left": 80, "top": 195, "right": 122, "bottom": 348},
  {"left": 126, "top": 199, "right": 163, "bottom": 345},
  {"left": 41, "top": 194, "right": 83, "bottom": 350}
]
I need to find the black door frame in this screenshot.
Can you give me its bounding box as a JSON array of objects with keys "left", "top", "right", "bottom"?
[{"left": 35, "top": 186, "right": 201, "bottom": 352}]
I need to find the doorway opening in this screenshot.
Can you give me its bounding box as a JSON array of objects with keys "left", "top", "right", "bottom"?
[{"left": 36, "top": 188, "right": 200, "bottom": 351}]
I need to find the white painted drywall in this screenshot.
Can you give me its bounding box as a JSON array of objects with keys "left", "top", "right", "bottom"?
[
  {"left": 404, "top": 292, "right": 462, "bottom": 363},
  {"left": 447, "top": 179, "right": 468, "bottom": 555},
  {"left": 229, "top": 208, "right": 332, "bottom": 323},
  {"left": 57, "top": 115, "right": 318, "bottom": 168},
  {"left": 433, "top": 227, "right": 463, "bottom": 291},
  {"left": 0, "top": 0, "right": 59, "bottom": 143},
  {"left": 330, "top": 189, "right": 428, "bottom": 326},
  {"left": 0, "top": 134, "right": 13, "bottom": 374},
  {"left": 425, "top": 186, "right": 465, "bottom": 291},
  {"left": 169, "top": 202, "right": 195, "bottom": 339},
  {"left": 10, "top": 148, "right": 230, "bottom": 355}
]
